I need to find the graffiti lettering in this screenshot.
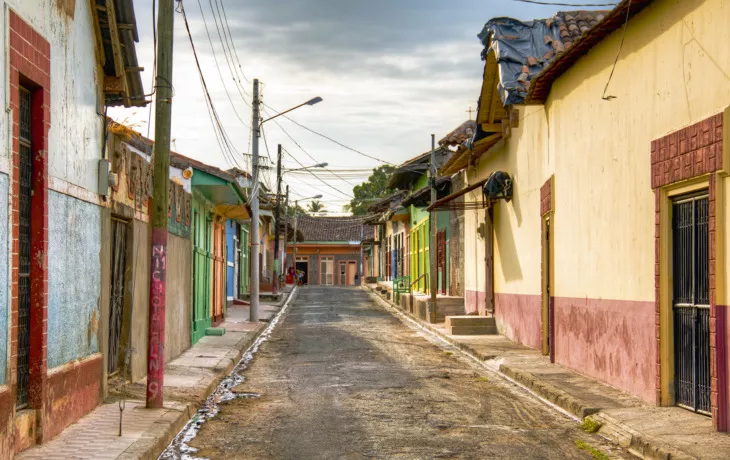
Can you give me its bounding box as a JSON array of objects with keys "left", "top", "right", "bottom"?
[{"left": 147, "top": 229, "right": 167, "bottom": 408}]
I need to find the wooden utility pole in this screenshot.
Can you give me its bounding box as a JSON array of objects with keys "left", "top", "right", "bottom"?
[
  {"left": 146, "top": 0, "right": 175, "bottom": 409},
  {"left": 250, "top": 79, "right": 261, "bottom": 322},
  {"left": 273, "top": 144, "right": 283, "bottom": 294},
  {"left": 283, "top": 185, "right": 289, "bottom": 279},
  {"left": 429, "top": 134, "right": 438, "bottom": 324}
]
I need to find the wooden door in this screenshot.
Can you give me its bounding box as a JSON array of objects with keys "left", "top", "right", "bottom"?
[
  {"left": 347, "top": 261, "right": 357, "bottom": 285},
  {"left": 212, "top": 220, "right": 226, "bottom": 323},
  {"left": 437, "top": 229, "right": 447, "bottom": 295}
]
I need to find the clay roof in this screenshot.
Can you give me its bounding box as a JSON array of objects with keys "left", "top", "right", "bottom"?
[
  {"left": 526, "top": 0, "right": 655, "bottom": 103},
  {"left": 439, "top": 120, "right": 476, "bottom": 147},
  {"left": 297, "top": 216, "right": 369, "bottom": 242}
]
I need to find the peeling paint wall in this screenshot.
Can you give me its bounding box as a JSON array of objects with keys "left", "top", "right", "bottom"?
[
  {"left": 0, "top": 0, "right": 104, "bottom": 192},
  {"left": 0, "top": 173, "right": 7, "bottom": 385},
  {"left": 47, "top": 191, "right": 102, "bottom": 369},
  {"left": 165, "top": 233, "right": 192, "bottom": 363}
]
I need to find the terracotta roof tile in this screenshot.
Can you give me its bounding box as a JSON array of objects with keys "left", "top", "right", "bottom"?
[
  {"left": 297, "top": 216, "right": 369, "bottom": 242},
  {"left": 439, "top": 120, "right": 476, "bottom": 147}
]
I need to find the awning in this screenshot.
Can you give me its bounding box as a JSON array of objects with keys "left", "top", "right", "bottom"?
[
  {"left": 401, "top": 177, "right": 451, "bottom": 208},
  {"left": 439, "top": 133, "right": 502, "bottom": 176},
  {"left": 427, "top": 178, "right": 489, "bottom": 212},
  {"left": 215, "top": 204, "right": 251, "bottom": 221}
]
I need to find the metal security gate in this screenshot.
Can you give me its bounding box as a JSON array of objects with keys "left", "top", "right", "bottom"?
[
  {"left": 108, "top": 219, "right": 128, "bottom": 375},
  {"left": 672, "top": 195, "right": 711, "bottom": 415},
  {"left": 16, "top": 87, "right": 32, "bottom": 408}
]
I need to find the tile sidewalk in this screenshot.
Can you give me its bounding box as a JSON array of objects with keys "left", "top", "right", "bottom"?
[
  {"left": 18, "top": 288, "right": 295, "bottom": 460},
  {"left": 365, "top": 284, "right": 730, "bottom": 460}
]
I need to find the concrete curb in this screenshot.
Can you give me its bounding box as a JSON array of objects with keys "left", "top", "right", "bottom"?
[
  {"left": 117, "top": 402, "right": 196, "bottom": 460},
  {"left": 498, "top": 365, "right": 599, "bottom": 419},
  {"left": 119, "top": 288, "right": 297, "bottom": 460},
  {"left": 363, "top": 285, "right": 693, "bottom": 460},
  {"left": 587, "top": 412, "right": 696, "bottom": 460}
]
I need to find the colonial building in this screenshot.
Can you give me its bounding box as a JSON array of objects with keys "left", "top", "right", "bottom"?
[
  {"left": 437, "top": 0, "right": 730, "bottom": 431},
  {"left": 287, "top": 216, "right": 368, "bottom": 286},
  {"left": 0, "top": 0, "right": 146, "bottom": 455}
]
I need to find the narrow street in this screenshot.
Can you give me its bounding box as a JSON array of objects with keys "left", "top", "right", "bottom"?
[{"left": 187, "top": 287, "right": 631, "bottom": 459}]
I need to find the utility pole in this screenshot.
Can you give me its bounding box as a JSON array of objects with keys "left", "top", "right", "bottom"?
[
  {"left": 283, "top": 185, "right": 289, "bottom": 282},
  {"left": 249, "top": 79, "right": 261, "bottom": 322},
  {"left": 146, "top": 0, "right": 174, "bottom": 409},
  {"left": 273, "top": 144, "right": 283, "bottom": 294},
  {"left": 429, "top": 134, "right": 438, "bottom": 324}
]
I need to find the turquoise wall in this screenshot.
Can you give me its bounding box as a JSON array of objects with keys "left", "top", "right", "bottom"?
[
  {"left": 0, "top": 173, "right": 8, "bottom": 384},
  {"left": 48, "top": 191, "right": 102, "bottom": 369}
]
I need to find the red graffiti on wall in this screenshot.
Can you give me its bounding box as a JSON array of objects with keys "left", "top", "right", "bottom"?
[{"left": 146, "top": 228, "right": 167, "bottom": 407}]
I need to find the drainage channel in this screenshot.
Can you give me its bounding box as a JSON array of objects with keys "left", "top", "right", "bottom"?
[{"left": 159, "top": 288, "right": 298, "bottom": 460}]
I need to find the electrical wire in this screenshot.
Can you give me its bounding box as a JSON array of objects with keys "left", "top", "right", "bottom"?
[
  {"left": 216, "top": 0, "right": 252, "bottom": 85},
  {"left": 263, "top": 102, "right": 394, "bottom": 166},
  {"left": 601, "top": 0, "right": 631, "bottom": 100},
  {"left": 195, "top": 0, "right": 251, "bottom": 128},
  {"left": 179, "top": 1, "right": 244, "bottom": 170}
]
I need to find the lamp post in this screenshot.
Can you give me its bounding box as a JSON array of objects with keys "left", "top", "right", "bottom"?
[
  {"left": 249, "top": 82, "right": 321, "bottom": 322},
  {"left": 273, "top": 156, "right": 327, "bottom": 294},
  {"left": 292, "top": 194, "right": 323, "bottom": 286}
]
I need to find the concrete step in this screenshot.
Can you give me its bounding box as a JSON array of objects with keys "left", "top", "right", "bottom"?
[
  {"left": 448, "top": 325, "right": 498, "bottom": 335},
  {"left": 446, "top": 316, "right": 497, "bottom": 335},
  {"left": 445, "top": 315, "right": 496, "bottom": 327}
]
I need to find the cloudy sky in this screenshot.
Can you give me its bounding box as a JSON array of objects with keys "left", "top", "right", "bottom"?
[{"left": 109, "top": 0, "right": 610, "bottom": 211}]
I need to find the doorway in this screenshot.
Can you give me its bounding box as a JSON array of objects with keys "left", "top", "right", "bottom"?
[
  {"left": 108, "top": 218, "right": 129, "bottom": 375},
  {"left": 542, "top": 215, "right": 554, "bottom": 362},
  {"left": 672, "top": 193, "right": 711, "bottom": 414},
  {"left": 296, "top": 259, "right": 309, "bottom": 285},
  {"left": 16, "top": 87, "right": 32, "bottom": 408}
]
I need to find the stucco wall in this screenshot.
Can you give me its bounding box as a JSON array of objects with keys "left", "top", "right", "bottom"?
[
  {"left": 463, "top": 105, "right": 548, "bottom": 344},
  {"left": 0, "top": 173, "right": 7, "bottom": 384},
  {"left": 165, "top": 233, "right": 192, "bottom": 362},
  {"left": 128, "top": 220, "right": 150, "bottom": 382},
  {"left": 540, "top": 0, "right": 730, "bottom": 402},
  {"left": 48, "top": 191, "right": 102, "bottom": 369},
  {"left": 0, "top": 1, "right": 103, "bottom": 192}
]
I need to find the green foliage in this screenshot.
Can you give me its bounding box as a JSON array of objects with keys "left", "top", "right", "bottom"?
[
  {"left": 580, "top": 418, "right": 602, "bottom": 434},
  {"left": 348, "top": 165, "right": 397, "bottom": 216},
  {"left": 574, "top": 440, "right": 609, "bottom": 460},
  {"left": 307, "top": 200, "right": 325, "bottom": 213}
]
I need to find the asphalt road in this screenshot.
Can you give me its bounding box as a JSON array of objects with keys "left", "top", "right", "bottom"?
[{"left": 188, "top": 286, "right": 632, "bottom": 459}]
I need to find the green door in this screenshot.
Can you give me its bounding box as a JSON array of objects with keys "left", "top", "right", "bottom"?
[
  {"left": 239, "top": 225, "right": 250, "bottom": 295},
  {"left": 192, "top": 200, "right": 212, "bottom": 344}
]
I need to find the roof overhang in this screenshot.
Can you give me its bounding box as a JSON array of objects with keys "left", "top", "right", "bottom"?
[
  {"left": 427, "top": 178, "right": 489, "bottom": 212},
  {"left": 439, "top": 133, "right": 503, "bottom": 176},
  {"left": 525, "top": 0, "right": 655, "bottom": 104},
  {"left": 92, "top": 0, "right": 147, "bottom": 107},
  {"left": 401, "top": 177, "right": 452, "bottom": 208}
]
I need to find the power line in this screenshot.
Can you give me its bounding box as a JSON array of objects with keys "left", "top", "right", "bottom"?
[
  {"left": 195, "top": 0, "right": 251, "bottom": 127},
  {"left": 263, "top": 102, "right": 394, "bottom": 166},
  {"left": 179, "top": 1, "right": 244, "bottom": 170},
  {"left": 217, "top": 0, "right": 251, "bottom": 84},
  {"left": 205, "top": 0, "right": 251, "bottom": 106}
]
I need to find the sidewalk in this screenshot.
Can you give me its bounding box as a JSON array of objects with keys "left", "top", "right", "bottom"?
[
  {"left": 365, "top": 284, "right": 730, "bottom": 460},
  {"left": 18, "top": 288, "right": 295, "bottom": 460}
]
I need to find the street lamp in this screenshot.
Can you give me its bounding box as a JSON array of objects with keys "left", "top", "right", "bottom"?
[
  {"left": 273, "top": 161, "right": 327, "bottom": 294},
  {"left": 250, "top": 77, "right": 322, "bottom": 322}
]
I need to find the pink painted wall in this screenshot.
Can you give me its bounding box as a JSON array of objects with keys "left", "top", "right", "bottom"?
[
  {"left": 554, "top": 297, "right": 656, "bottom": 403},
  {"left": 465, "top": 289, "right": 484, "bottom": 315},
  {"left": 495, "top": 293, "right": 542, "bottom": 350}
]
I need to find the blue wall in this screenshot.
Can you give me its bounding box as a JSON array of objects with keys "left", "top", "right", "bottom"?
[
  {"left": 0, "top": 173, "right": 8, "bottom": 384},
  {"left": 226, "top": 221, "right": 235, "bottom": 298},
  {"left": 47, "top": 191, "right": 102, "bottom": 369}
]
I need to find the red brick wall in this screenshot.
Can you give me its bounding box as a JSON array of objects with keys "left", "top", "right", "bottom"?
[
  {"left": 5, "top": 10, "right": 51, "bottom": 452},
  {"left": 540, "top": 178, "right": 552, "bottom": 217},
  {"left": 650, "top": 113, "right": 723, "bottom": 189},
  {"left": 652, "top": 114, "right": 727, "bottom": 431}
]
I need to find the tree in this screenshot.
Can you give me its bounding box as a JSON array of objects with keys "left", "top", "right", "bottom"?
[
  {"left": 347, "top": 165, "right": 396, "bottom": 215},
  {"left": 307, "top": 200, "right": 325, "bottom": 214}
]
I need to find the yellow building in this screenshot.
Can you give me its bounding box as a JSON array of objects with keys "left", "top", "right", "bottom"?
[{"left": 438, "top": 0, "right": 729, "bottom": 431}]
